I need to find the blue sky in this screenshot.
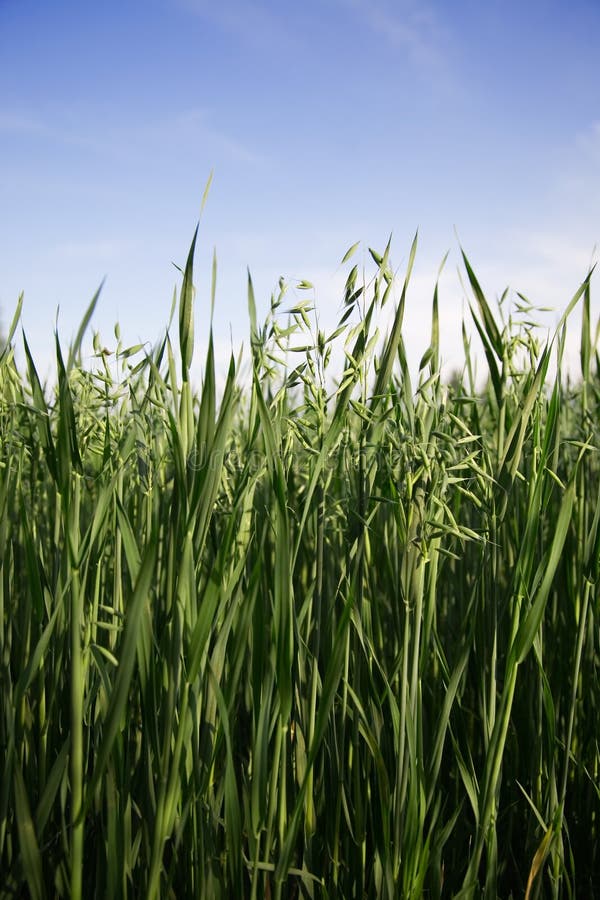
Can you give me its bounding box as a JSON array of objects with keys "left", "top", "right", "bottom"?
[{"left": 1, "top": 0, "right": 599, "bottom": 381}]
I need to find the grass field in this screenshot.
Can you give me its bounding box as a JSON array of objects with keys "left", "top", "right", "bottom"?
[{"left": 1, "top": 227, "right": 599, "bottom": 898}]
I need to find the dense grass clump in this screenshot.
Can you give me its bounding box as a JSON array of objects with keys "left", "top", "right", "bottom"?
[{"left": 1, "top": 228, "right": 599, "bottom": 898}]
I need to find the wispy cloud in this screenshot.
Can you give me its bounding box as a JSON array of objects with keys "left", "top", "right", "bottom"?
[
  {"left": 518, "top": 231, "right": 597, "bottom": 276},
  {"left": 335, "top": 0, "right": 453, "bottom": 79},
  {"left": 0, "top": 106, "right": 135, "bottom": 163},
  {"left": 576, "top": 120, "right": 600, "bottom": 161},
  {"left": 543, "top": 119, "right": 600, "bottom": 233},
  {"left": 0, "top": 111, "right": 49, "bottom": 136},
  {"left": 173, "top": 0, "right": 298, "bottom": 52},
  {"left": 172, "top": 108, "right": 265, "bottom": 165},
  {"left": 44, "top": 238, "right": 138, "bottom": 264},
  {"left": 0, "top": 102, "right": 263, "bottom": 171}
]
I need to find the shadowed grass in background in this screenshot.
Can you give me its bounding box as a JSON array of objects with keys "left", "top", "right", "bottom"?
[{"left": 0, "top": 224, "right": 599, "bottom": 899}]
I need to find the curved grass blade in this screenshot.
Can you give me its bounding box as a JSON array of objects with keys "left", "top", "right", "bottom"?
[{"left": 79, "top": 539, "right": 156, "bottom": 819}]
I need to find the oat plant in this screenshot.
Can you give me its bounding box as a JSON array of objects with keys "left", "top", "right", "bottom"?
[{"left": 0, "top": 223, "right": 598, "bottom": 898}]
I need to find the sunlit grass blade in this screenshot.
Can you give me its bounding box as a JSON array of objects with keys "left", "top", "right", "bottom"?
[
  {"left": 179, "top": 225, "right": 198, "bottom": 382},
  {"left": 67, "top": 281, "right": 103, "bottom": 371}
]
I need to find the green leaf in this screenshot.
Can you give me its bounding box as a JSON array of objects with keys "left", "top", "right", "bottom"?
[
  {"left": 461, "top": 250, "right": 503, "bottom": 359},
  {"left": 14, "top": 765, "right": 45, "bottom": 900},
  {"left": 3, "top": 291, "right": 24, "bottom": 350},
  {"left": 209, "top": 666, "right": 242, "bottom": 893},
  {"left": 22, "top": 330, "right": 57, "bottom": 482},
  {"left": 370, "top": 230, "right": 418, "bottom": 414},
  {"left": 511, "top": 477, "right": 575, "bottom": 666},
  {"left": 55, "top": 331, "right": 83, "bottom": 480},
  {"left": 81, "top": 539, "right": 156, "bottom": 818},
  {"left": 200, "top": 169, "right": 214, "bottom": 215},
  {"left": 179, "top": 225, "right": 198, "bottom": 381},
  {"left": 341, "top": 240, "right": 360, "bottom": 264},
  {"left": 35, "top": 741, "right": 69, "bottom": 835},
  {"left": 67, "top": 281, "right": 103, "bottom": 371}
]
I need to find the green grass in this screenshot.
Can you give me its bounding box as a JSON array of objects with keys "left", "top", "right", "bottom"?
[{"left": 0, "top": 225, "right": 599, "bottom": 898}]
